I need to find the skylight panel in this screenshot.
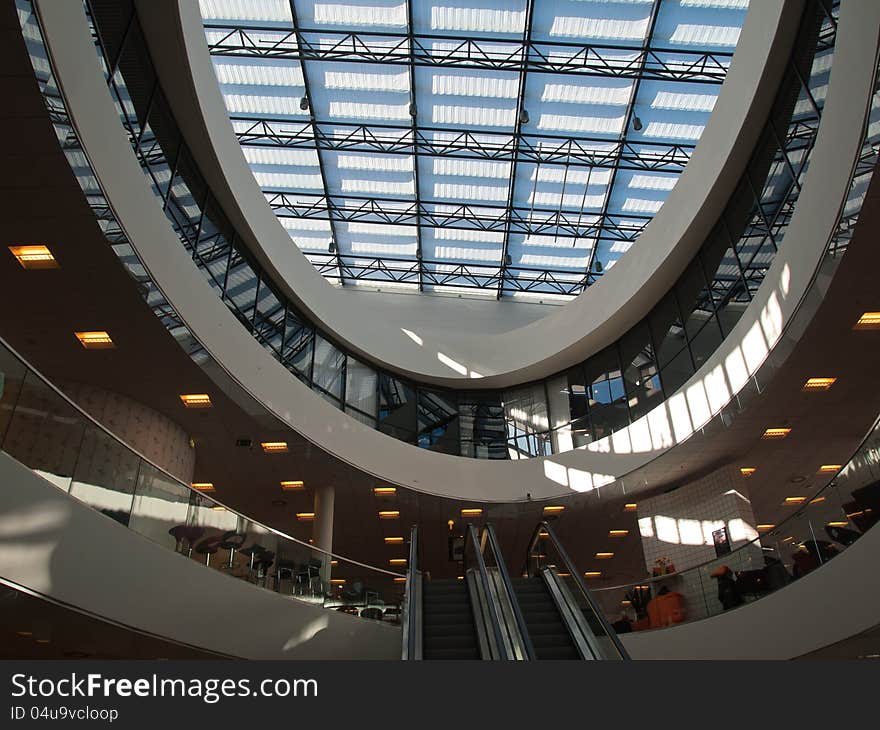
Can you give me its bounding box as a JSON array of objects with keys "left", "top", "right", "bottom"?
[
  {"left": 529, "top": 190, "right": 606, "bottom": 209},
  {"left": 432, "top": 104, "right": 517, "bottom": 129},
  {"left": 324, "top": 69, "right": 409, "bottom": 93},
  {"left": 243, "top": 146, "right": 320, "bottom": 167},
  {"left": 540, "top": 81, "right": 632, "bottom": 106},
  {"left": 651, "top": 90, "right": 717, "bottom": 112},
  {"left": 680, "top": 0, "right": 749, "bottom": 9},
  {"left": 432, "top": 158, "right": 510, "bottom": 179},
  {"left": 628, "top": 173, "right": 678, "bottom": 191},
  {"left": 433, "top": 228, "right": 505, "bottom": 245},
  {"left": 432, "top": 244, "right": 502, "bottom": 262},
  {"left": 433, "top": 182, "right": 509, "bottom": 203},
  {"left": 214, "top": 61, "right": 303, "bottom": 88},
  {"left": 281, "top": 218, "right": 333, "bottom": 233},
  {"left": 223, "top": 93, "right": 305, "bottom": 117},
  {"left": 340, "top": 178, "right": 415, "bottom": 196},
  {"left": 430, "top": 73, "right": 518, "bottom": 100},
  {"left": 431, "top": 5, "right": 526, "bottom": 35},
  {"left": 538, "top": 112, "right": 625, "bottom": 135},
  {"left": 311, "top": 1, "right": 407, "bottom": 28},
  {"left": 200, "top": 0, "right": 292, "bottom": 23},
  {"left": 328, "top": 100, "right": 411, "bottom": 121},
  {"left": 337, "top": 154, "right": 413, "bottom": 173},
  {"left": 520, "top": 252, "right": 590, "bottom": 269},
  {"left": 530, "top": 166, "right": 613, "bottom": 187},
  {"left": 548, "top": 16, "right": 649, "bottom": 42},
  {"left": 668, "top": 24, "right": 741, "bottom": 47},
  {"left": 621, "top": 197, "right": 664, "bottom": 213},
  {"left": 429, "top": 40, "right": 522, "bottom": 64},
  {"left": 253, "top": 171, "right": 324, "bottom": 190},
  {"left": 642, "top": 120, "right": 705, "bottom": 140}
]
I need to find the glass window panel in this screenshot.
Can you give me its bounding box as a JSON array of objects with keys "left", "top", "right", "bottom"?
[
  {"left": 253, "top": 276, "right": 285, "bottom": 356},
  {"left": 659, "top": 347, "right": 695, "bottom": 396},
  {"left": 619, "top": 320, "right": 657, "bottom": 395},
  {"left": 588, "top": 401, "right": 629, "bottom": 442},
  {"left": 69, "top": 425, "right": 140, "bottom": 527},
  {"left": 649, "top": 291, "right": 687, "bottom": 366},
  {"left": 345, "top": 357, "right": 378, "bottom": 417},
  {"left": 0, "top": 343, "right": 27, "bottom": 446},
  {"left": 224, "top": 251, "right": 259, "bottom": 323},
  {"left": 503, "top": 383, "right": 549, "bottom": 434},
  {"left": 2, "top": 371, "right": 87, "bottom": 491},
  {"left": 378, "top": 374, "right": 417, "bottom": 443},
  {"left": 689, "top": 316, "right": 724, "bottom": 370},
  {"left": 676, "top": 258, "right": 713, "bottom": 340},
  {"left": 345, "top": 406, "right": 376, "bottom": 428},
  {"left": 312, "top": 335, "right": 345, "bottom": 401},
  {"left": 129, "top": 462, "right": 193, "bottom": 551},
  {"left": 458, "top": 395, "right": 507, "bottom": 460},
  {"left": 282, "top": 308, "right": 314, "bottom": 382},
  {"left": 418, "top": 390, "right": 459, "bottom": 455}
]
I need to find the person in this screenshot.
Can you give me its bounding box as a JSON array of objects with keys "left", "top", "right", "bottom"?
[
  {"left": 646, "top": 585, "right": 686, "bottom": 628},
  {"left": 710, "top": 565, "right": 743, "bottom": 610},
  {"left": 611, "top": 614, "right": 632, "bottom": 634}
]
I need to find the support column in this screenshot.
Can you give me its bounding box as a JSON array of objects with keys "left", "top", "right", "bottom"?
[{"left": 312, "top": 484, "right": 335, "bottom": 586}]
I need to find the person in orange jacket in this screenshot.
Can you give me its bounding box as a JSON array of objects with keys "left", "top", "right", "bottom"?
[{"left": 646, "top": 585, "right": 686, "bottom": 628}]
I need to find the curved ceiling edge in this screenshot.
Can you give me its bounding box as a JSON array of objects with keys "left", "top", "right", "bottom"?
[
  {"left": 135, "top": 0, "right": 800, "bottom": 388},
  {"left": 38, "top": 0, "right": 879, "bottom": 502}
]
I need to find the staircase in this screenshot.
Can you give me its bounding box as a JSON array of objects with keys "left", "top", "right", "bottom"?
[
  {"left": 511, "top": 577, "right": 579, "bottom": 659},
  {"left": 421, "top": 578, "right": 480, "bottom": 660}
]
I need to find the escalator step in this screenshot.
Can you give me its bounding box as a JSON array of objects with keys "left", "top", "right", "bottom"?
[
  {"left": 534, "top": 646, "right": 580, "bottom": 660},
  {"left": 423, "top": 648, "right": 481, "bottom": 660},
  {"left": 424, "top": 634, "right": 480, "bottom": 650}
]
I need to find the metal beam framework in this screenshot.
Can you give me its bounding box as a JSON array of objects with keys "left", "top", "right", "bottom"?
[
  {"left": 204, "top": 1, "right": 742, "bottom": 297},
  {"left": 205, "top": 25, "right": 733, "bottom": 83}
]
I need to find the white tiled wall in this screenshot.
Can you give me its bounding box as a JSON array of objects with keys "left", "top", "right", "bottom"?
[{"left": 636, "top": 465, "right": 764, "bottom": 620}]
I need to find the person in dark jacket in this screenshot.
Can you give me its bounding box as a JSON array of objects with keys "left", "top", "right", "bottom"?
[{"left": 710, "top": 565, "right": 744, "bottom": 610}]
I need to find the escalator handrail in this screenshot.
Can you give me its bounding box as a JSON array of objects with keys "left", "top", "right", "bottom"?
[
  {"left": 530, "top": 521, "right": 631, "bottom": 660},
  {"left": 483, "top": 524, "right": 536, "bottom": 661},
  {"left": 466, "top": 523, "right": 508, "bottom": 659},
  {"left": 402, "top": 524, "right": 420, "bottom": 659}
]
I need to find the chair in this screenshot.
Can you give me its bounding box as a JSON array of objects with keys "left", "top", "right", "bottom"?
[
  {"left": 239, "top": 544, "right": 266, "bottom": 580},
  {"left": 194, "top": 533, "right": 224, "bottom": 567},
  {"left": 219, "top": 531, "right": 247, "bottom": 570},
  {"left": 168, "top": 525, "right": 204, "bottom": 556}
]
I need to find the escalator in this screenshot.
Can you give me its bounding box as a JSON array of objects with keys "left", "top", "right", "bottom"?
[
  {"left": 421, "top": 578, "right": 480, "bottom": 660},
  {"left": 403, "top": 521, "right": 629, "bottom": 661},
  {"left": 511, "top": 577, "right": 580, "bottom": 659}
]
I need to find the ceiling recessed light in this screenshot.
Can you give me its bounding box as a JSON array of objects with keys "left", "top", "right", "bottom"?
[
  {"left": 384, "top": 536, "right": 404, "bottom": 544},
  {"left": 624, "top": 503, "right": 637, "bottom": 512},
  {"left": 762, "top": 427, "right": 791, "bottom": 440},
  {"left": 802, "top": 377, "right": 836, "bottom": 392},
  {"left": 35, "top": 638, "right": 50, "bottom": 644},
  {"left": 584, "top": 571, "right": 602, "bottom": 578},
  {"left": 330, "top": 560, "right": 338, "bottom": 566},
  {"left": 782, "top": 536, "right": 794, "bottom": 542},
  {"left": 260, "top": 441, "right": 288, "bottom": 453},
  {"left": 74, "top": 331, "right": 114, "bottom": 349},
  {"left": 543, "top": 505, "right": 565, "bottom": 514},
  {"left": 389, "top": 558, "right": 407, "bottom": 566},
  {"left": 295, "top": 512, "right": 315, "bottom": 521},
  {"left": 280, "top": 480, "right": 304, "bottom": 491},
  {"left": 191, "top": 482, "right": 215, "bottom": 492},
  {"left": 756, "top": 524, "right": 775, "bottom": 531},
  {"left": 810, "top": 496, "right": 826, "bottom": 504},
  {"left": 461, "top": 508, "right": 483, "bottom": 517},
  {"left": 378, "top": 510, "right": 400, "bottom": 520},
  {"left": 179, "top": 393, "right": 212, "bottom": 408},
  {"left": 211, "top": 505, "right": 226, "bottom": 512},
  {"left": 827, "top": 521, "right": 849, "bottom": 527},
  {"left": 608, "top": 529, "right": 629, "bottom": 537},
  {"left": 595, "top": 552, "right": 614, "bottom": 559},
  {"left": 818, "top": 465, "right": 842, "bottom": 473},
  {"left": 329, "top": 579, "right": 345, "bottom": 585},
  {"left": 9, "top": 245, "right": 59, "bottom": 269},
  {"left": 15, "top": 631, "right": 32, "bottom": 637},
  {"left": 740, "top": 467, "right": 757, "bottom": 477},
  {"left": 784, "top": 496, "right": 806, "bottom": 504},
  {"left": 393, "top": 577, "right": 407, "bottom": 583},
  {"left": 373, "top": 487, "right": 396, "bottom": 496},
  {"left": 854, "top": 312, "right": 880, "bottom": 330}
]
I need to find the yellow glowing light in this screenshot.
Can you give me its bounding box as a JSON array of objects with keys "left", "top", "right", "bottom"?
[
  {"left": 179, "top": 394, "right": 212, "bottom": 408},
  {"left": 802, "top": 377, "right": 836, "bottom": 392},
  {"left": 74, "top": 331, "right": 114, "bottom": 349},
  {"left": 608, "top": 530, "right": 629, "bottom": 537},
  {"left": 191, "top": 482, "right": 215, "bottom": 492},
  {"left": 461, "top": 508, "right": 483, "bottom": 517},
  {"left": 740, "top": 467, "right": 757, "bottom": 477},
  {"left": 9, "top": 245, "right": 58, "bottom": 269},
  {"left": 827, "top": 521, "right": 849, "bottom": 528},
  {"left": 379, "top": 510, "right": 400, "bottom": 520},
  {"left": 295, "top": 512, "right": 315, "bottom": 521},
  {"left": 854, "top": 312, "right": 880, "bottom": 330},
  {"left": 543, "top": 505, "right": 565, "bottom": 514},
  {"left": 389, "top": 558, "right": 407, "bottom": 566},
  {"left": 624, "top": 503, "right": 637, "bottom": 512},
  {"left": 373, "top": 487, "right": 397, "bottom": 496},
  {"left": 584, "top": 571, "right": 602, "bottom": 578},
  {"left": 260, "top": 441, "right": 289, "bottom": 453},
  {"left": 818, "top": 465, "right": 842, "bottom": 474},
  {"left": 595, "top": 552, "right": 614, "bottom": 559},
  {"left": 784, "top": 496, "right": 806, "bottom": 504},
  {"left": 384, "top": 537, "right": 404, "bottom": 544},
  {"left": 762, "top": 428, "right": 791, "bottom": 440},
  {"left": 756, "top": 524, "right": 775, "bottom": 531},
  {"left": 280, "top": 480, "right": 304, "bottom": 491}
]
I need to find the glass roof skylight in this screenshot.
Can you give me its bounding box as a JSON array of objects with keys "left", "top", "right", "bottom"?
[{"left": 201, "top": 0, "right": 748, "bottom": 300}]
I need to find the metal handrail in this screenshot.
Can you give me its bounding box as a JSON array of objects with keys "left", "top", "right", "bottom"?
[
  {"left": 0, "top": 333, "right": 403, "bottom": 580},
  {"left": 530, "top": 521, "right": 630, "bottom": 660},
  {"left": 402, "top": 524, "right": 420, "bottom": 659},
  {"left": 466, "top": 524, "right": 508, "bottom": 659},
  {"left": 483, "top": 524, "right": 536, "bottom": 661}
]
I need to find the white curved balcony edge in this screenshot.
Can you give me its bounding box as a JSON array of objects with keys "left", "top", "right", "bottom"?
[
  {"left": 0, "top": 452, "right": 401, "bottom": 659},
  {"left": 621, "top": 516, "right": 880, "bottom": 659},
  {"left": 137, "top": 0, "right": 800, "bottom": 388},
  {"left": 36, "top": 0, "right": 880, "bottom": 502}
]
